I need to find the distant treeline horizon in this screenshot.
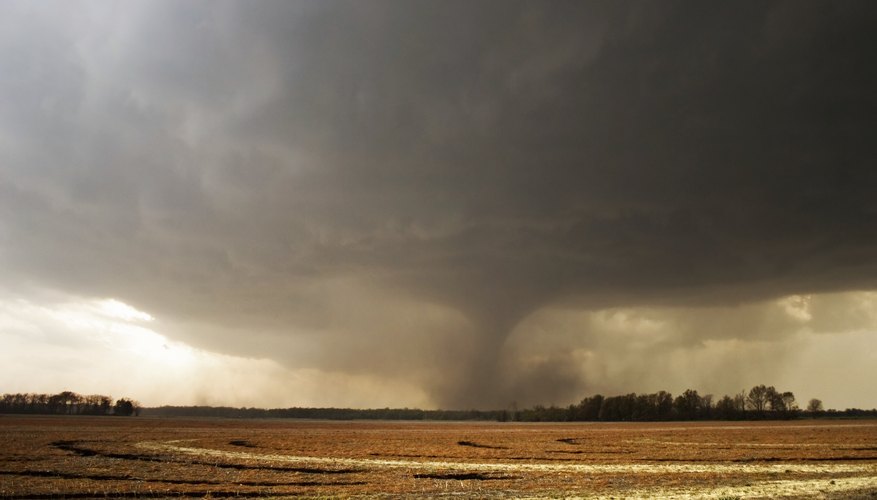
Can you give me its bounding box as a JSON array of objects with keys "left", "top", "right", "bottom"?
[
  {"left": 0, "top": 391, "right": 140, "bottom": 416},
  {"left": 142, "top": 385, "right": 877, "bottom": 421},
  {"left": 5, "top": 386, "right": 876, "bottom": 421}
]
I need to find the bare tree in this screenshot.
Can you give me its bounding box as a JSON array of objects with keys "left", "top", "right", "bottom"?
[
  {"left": 747, "top": 385, "right": 770, "bottom": 413},
  {"left": 781, "top": 392, "right": 797, "bottom": 412},
  {"left": 734, "top": 391, "right": 746, "bottom": 413},
  {"left": 807, "top": 398, "right": 824, "bottom": 412},
  {"left": 766, "top": 386, "right": 785, "bottom": 412}
]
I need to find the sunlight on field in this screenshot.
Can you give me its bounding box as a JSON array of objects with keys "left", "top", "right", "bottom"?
[
  {"left": 139, "top": 439, "right": 875, "bottom": 474},
  {"left": 581, "top": 477, "right": 877, "bottom": 500}
]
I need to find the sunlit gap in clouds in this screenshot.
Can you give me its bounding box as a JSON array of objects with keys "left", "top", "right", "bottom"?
[
  {"left": 0, "top": 295, "right": 431, "bottom": 409},
  {"left": 0, "top": 296, "right": 258, "bottom": 404},
  {"left": 48, "top": 298, "right": 195, "bottom": 367}
]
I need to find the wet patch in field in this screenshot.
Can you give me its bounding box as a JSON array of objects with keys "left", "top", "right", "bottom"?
[
  {"left": 413, "top": 472, "right": 514, "bottom": 481},
  {"left": 547, "top": 449, "right": 634, "bottom": 455},
  {"left": 51, "top": 440, "right": 164, "bottom": 462},
  {"left": 228, "top": 440, "right": 257, "bottom": 448},
  {"left": 457, "top": 440, "right": 508, "bottom": 449}
]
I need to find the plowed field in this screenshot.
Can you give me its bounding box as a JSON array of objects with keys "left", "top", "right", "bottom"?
[{"left": 1, "top": 416, "right": 875, "bottom": 498}]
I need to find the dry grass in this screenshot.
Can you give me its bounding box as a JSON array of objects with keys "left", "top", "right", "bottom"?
[{"left": 0, "top": 416, "right": 875, "bottom": 498}]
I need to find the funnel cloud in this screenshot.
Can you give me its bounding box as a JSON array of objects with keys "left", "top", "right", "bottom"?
[{"left": 2, "top": 1, "right": 877, "bottom": 409}]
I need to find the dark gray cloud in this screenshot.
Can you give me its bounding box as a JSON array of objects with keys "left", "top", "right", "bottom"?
[{"left": 2, "top": 0, "right": 877, "bottom": 408}]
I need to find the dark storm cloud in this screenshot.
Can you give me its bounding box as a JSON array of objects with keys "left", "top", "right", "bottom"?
[{"left": 2, "top": 0, "right": 877, "bottom": 407}]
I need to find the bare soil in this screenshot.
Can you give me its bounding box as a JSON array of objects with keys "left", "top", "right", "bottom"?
[{"left": 0, "top": 415, "right": 875, "bottom": 498}]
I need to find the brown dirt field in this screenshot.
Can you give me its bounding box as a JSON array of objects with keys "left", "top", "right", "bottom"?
[{"left": 0, "top": 416, "right": 875, "bottom": 498}]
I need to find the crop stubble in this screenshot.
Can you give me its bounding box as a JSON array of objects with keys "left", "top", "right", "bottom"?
[{"left": 0, "top": 416, "right": 875, "bottom": 498}]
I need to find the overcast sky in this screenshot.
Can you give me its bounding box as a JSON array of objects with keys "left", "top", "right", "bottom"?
[{"left": 2, "top": 0, "right": 876, "bottom": 410}]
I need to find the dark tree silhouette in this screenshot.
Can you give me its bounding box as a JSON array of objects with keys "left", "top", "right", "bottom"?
[
  {"left": 747, "top": 385, "right": 770, "bottom": 414},
  {"left": 113, "top": 398, "right": 135, "bottom": 416},
  {"left": 5, "top": 386, "right": 854, "bottom": 421},
  {"left": 714, "top": 395, "right": 739, "bottom": 420},
  {"left": 0, "top": 391, "right": 136, "bottom": 416},
  {"left": 673, "top": 389, "right": 703, "bottom": 420},
  {"left": 655, "top": 391, "right": 674, "bottom": 419}
]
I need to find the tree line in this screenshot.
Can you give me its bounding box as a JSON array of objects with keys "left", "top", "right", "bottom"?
[
  {"left": 0, "top": 391, "right": 141, "bottom": 416},
  {"left": 511, "top": 386, "right": 876, "bottom": 422},
  {"left": 518, "top": 385, "right": 803, "bottom": 422},
  {"left": 7, "top": 386, "right": 875, "bottom": 421},
  {"left": 143, "top": 384, "right": 875, "bottom": 421},
  {"left": 143, "top": 406, "right": 506, "bottom": 421}
]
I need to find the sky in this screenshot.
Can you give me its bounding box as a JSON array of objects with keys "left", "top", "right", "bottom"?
[{"left": 1, "top": 0, "right": 876, "bottom": 410}]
